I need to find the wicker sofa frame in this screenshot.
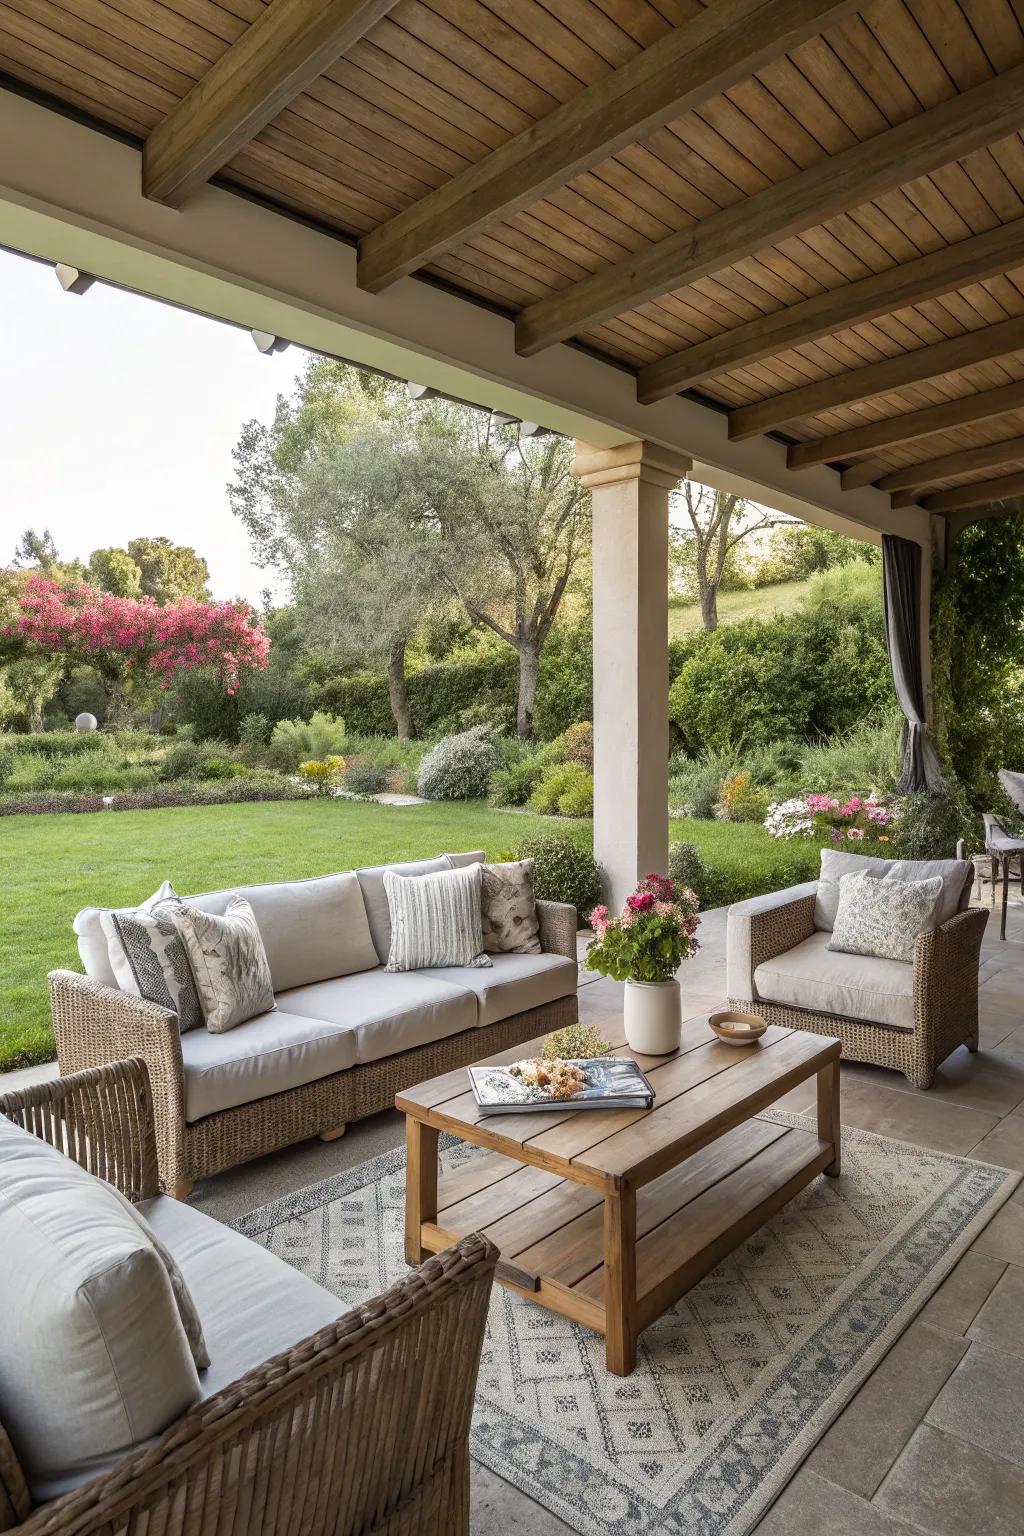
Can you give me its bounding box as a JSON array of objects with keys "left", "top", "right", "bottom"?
[
  {"left": 49, "top": 900, "right": 579, "bottom": 1196},
  {"left": 729, "top": 890, "right": 988, "bottom": 1090},
  {"left": 0, "top": 1059, "right": 497, "bottom": 1536}
]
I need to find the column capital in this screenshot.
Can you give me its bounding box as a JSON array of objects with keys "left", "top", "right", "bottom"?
[{"left": 571, "top": 439, "right": 692, "bottom": 492}]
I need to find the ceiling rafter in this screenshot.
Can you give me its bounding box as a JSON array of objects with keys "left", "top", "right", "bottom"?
[
  {"left": 636, "top": 219, "right": 1024, "bottom": 404},
  {"left": 356, "top": 0, "right": 859, "bottom": 294},
  {"left": 513, "top": 65, "right": 1024, "bottom": 358},
  {"left": 786, "top": 379, "right": 1024, "bottom": 471},
  {"left": 143, "top": 0, "right": 396, "bottom": 205},
  {"left": 920, "top": 471, "right": 1024, "bottom": 513},
  {"left": 871, "top": 436, "right": 1024, "bottom": 494},
  {"left": 727, "top": 316, "right": 1024, "bottom": 441}
]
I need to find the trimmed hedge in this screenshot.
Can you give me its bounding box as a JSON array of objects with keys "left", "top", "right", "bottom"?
[{"left": 312, "top": 651, "right": 519, "bottom": 738}]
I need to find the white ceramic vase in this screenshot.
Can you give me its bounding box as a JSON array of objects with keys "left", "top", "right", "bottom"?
[{"left": 623, "top": 977, "right": 682, "bottom": 1055}]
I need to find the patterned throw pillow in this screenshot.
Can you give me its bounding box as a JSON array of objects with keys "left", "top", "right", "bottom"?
[
  {"left": 171, "top": 896, "right": 275, "bottom": 1033},
  {"left": 829, "top": 870, "right": 944, "bottom": 963},
  {"left": 383, "top": 863, "right": 492, "bottom": 972},
  {"left": 99, "top": 882, "right": 204, "bottom": 1034},
  {"left": 481, "top": 859, "right": 542, "bottom": 954}
]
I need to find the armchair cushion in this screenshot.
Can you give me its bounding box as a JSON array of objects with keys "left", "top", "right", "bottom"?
[
  {"left": 814, "top": 849, "right": 973, "bottom": 932},
  {"left": 421, "top": 951, "right": 578, "bottom": 1026},
  {"left": 754, "top": 930, "right": 915, "bottom": 1031},
  {"left": 0, "top": 1116, "right": 201, "bottom": 1502},
  {"left": 180, "top": 1008, "right": 358, "bottom": 1123},
  {"left": 726, "top": 882, "right": 818, "bottom": 1000}
]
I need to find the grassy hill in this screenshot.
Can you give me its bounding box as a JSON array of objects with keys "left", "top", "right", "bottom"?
[{"left": 669, "top": 577, "right": 813, "bottom": 637}]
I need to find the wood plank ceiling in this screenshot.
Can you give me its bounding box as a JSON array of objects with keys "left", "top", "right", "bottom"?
[{"left": 4, "top": 0, "right": 1024, "bottom": 518}]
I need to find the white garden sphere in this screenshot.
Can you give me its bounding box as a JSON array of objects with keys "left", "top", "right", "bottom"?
[{"left": 74, "top": 713, "right": 98, "bottom": 733}]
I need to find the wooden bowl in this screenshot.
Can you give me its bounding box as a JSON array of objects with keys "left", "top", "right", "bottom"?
[{"left": 708, "top": 1009, "right": 767, "bottom": 1045}]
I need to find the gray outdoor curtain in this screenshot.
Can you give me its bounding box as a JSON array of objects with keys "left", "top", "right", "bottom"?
[{"left": 882, "top": 534, "right": 943, "bottom": 793}]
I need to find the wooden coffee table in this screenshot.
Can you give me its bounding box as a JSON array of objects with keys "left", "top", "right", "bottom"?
[{"left": 397, "top": 1015, "right": 841, "bottom": 1374}]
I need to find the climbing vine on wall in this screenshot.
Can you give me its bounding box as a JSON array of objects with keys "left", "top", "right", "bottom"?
[{"left": 931, "top": 513, "right": 1024, "bottom": 809}]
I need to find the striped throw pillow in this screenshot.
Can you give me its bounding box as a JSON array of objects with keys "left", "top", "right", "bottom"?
[{"left": 383, "top": 864, "right": 492, "bottom": 972}]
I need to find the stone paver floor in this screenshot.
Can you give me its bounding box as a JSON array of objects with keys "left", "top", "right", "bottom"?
[{"left": 4, "top": 893, "right": 1024, "bottom": 1534}]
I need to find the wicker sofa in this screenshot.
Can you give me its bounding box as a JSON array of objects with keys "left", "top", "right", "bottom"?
[
  {"left": 0, "top": 1058, "right": 496, "bottom": 1536},
  {"left": 727, "top": 850, "right": 987, "bottom": 1089},
  {"left": 51, "top": 851, "right": 579, "bottom": 1197}
]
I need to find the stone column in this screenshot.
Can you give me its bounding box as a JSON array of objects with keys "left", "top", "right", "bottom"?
[{"left": 572, "top": 441, "right": 692, "bottom": 911}]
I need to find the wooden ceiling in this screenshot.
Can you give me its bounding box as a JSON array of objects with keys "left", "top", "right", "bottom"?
[{"left": 3, "top": 0, "right": 1024, "bottom": 518}]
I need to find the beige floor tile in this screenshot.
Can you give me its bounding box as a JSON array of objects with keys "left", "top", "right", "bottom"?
[
  {"left": 805, "top": 1321, "right": 966, "bottom": 1497},
  {"left": 968, "top": 1262, "right": 1024, "bottom": 1359},
  {"left": 917, "top": 1251, "right": 1006, "bottom": 1335},
  {"left": 752, "top": 1470, "right": 925, "bottom": 1535},
  {"left": 969, "top": 1111, "right": 1024, "bottom": 1172},
  {"left": 971, "top": 1197, "right": 1024, "bottom": 1265},
  {"left": 875, "top": 1423, "right": 1024, "bottom": 1535},
  {"left": 822, "top": 1075, "right": 999, "bottom": 1155},
  {"left": 926, "top": 1343, "right": 1024, "bottom": 1469},
  {"left": 470, "top": 1464, "right": 572, "bottom": 1535}
]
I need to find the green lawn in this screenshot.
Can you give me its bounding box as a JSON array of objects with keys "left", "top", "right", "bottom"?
[
  {"left": 0, "top": 799, "right": 817, "bottom": 1073},
  {"left": 0, "top": 799, "right": 587, "bottom": 1072},
  {"left": 669, "top": 578, "right": 812, "bottom": 636}
]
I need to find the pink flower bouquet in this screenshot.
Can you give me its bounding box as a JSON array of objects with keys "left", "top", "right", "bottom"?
[{"left": 587, "top": 873, "right": 701, "bottom": 984}]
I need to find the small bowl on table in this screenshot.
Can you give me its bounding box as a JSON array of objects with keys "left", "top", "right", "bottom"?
[{"left": 709, "top": 1009, "right": 767, "bottom": 1046}]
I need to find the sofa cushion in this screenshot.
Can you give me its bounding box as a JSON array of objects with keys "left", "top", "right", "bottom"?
[
  {"left": 754, "top": 930, "right": 915, "bottom": 1031},
  {"left": 75, "top": 880, "right": 179, "bottom": 990},
  {"left": 180, "top": 1008, "right": 358, "bottom": 1122},
  {"left": 76, "top": 871, "right": 379, "bottom": 994},
  {"left": 830, "top": 870, "right": 944, "bottom": 963},
  {"left": 276, "top": 969, "right": 477, "bottom": 1064},
  {"left": 0, "top": 1116, "right": 201, "bottom": 1503},
  {"left": 384, "top": 863, "right": 490, "bottom": 972},
  {"left": 421, "top": 952, "right": 578, "bottom": 1027},
  {"left": 445, "top": 849, "right": 485, "bottom": 869},
  {"left": 356, "top": 857, "right": 453, "bottom": 963},
  {"left": 481, "top": 859, "right": 542, "bottom": 955},
  {"left": 100, "top": 886, "right": 204, "bottom": 1032},
  {"left": 814, "top": 848, "right": 972, "bottom": 933},
  {"left": 184, "top": 872, "right": 379, "bottom": 991},
  {"left": 173, "top": 896, "right": 276, "bottom": 1034}
]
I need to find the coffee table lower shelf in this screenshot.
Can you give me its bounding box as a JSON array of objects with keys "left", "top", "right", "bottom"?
[{"left": 414, "top": 1118, "right": 832, "bottom": 1366}]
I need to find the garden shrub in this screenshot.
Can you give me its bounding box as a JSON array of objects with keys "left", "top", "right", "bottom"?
[
  {"left": 561, "top": 721, "right": 594, "bottom": 769},
  {"left": 0, "top": 745, "right": 12, "bottom": 787},
  {"left": 200, "top": 756, "right": 250, "bottom": 781},
  {"left": 490, "top": 755, "right": 545, "bottom": 807},
  {"left": 890, "top": 782, "right": 981, "bottom": 860},
  {"left": 668, "top": 748, "right": 737, "bottom": 820},
  {"left": 511, "top": 833, "right": 602, "bottom": 918},
  {"left": 416, "top": 726, "right": 500, "bottom": 801},
  {"left": 794, "top": 710, "right": 902, "bottom": 797},
  {"left": 529, "top": 762, "right": 594, "bottom": 818},
  {"left": 238, "top": 711, "right": 271, "bottom": 761},
  {"left": 532, "top": 622, "right": 592, "bottom": 741},
  {"left": 160, "top": 741, "right": 208, "bottom": 782},
  {"left": 344, "top": 758, "right": 391, "bottom": 796},
  {"left": 269, "top": 712, "right": 347, "bottom": 772},
  {"left": 716, "top": 770, "right": 769, "bottom": 823},
  {"left": 1, "top": 729, "right": 114, "bottom": 757}
]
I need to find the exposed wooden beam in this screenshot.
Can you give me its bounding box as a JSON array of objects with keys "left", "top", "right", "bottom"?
[
  {"left": 921, "top": 470, "right": 1024, "bottom": 513},
  {"left": 839, "top": 459, "right": 890, "bottom": 491},
  {"left": 873, "top": 436, "right": 1024, "bottom": 493},
  {"left": 728, "top": 316, "right": 1024, "bottom": 441},
  {"left": 787, "top": 379, "right": 1024, "bottom": 470},
  {"left": 514, "top": 65, "right": 1024, "bottom": 357},
  {"left": 143, "top": 0, "right": 395, "bottom": 205},
  {"left": 357, "top": 0, "right": 859, "bottom": 294},
  {"left": 636, "top": 219, "right": 1024, "bottom": 403}
]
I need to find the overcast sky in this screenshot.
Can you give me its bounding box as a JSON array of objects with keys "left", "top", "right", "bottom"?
[{"left": 0, "top": 247, "right": 308, "bottom": 604}]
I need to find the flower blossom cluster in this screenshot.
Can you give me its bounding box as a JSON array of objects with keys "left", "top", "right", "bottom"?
[
  {"left": 587, "top": 873, "right": 701, "bottom": 981},
  {"left": 764, "top": 789, "right": 899, "bottom": 843},
  {"left": 6, "top": 576, "right": 270, "bottom": 692}
]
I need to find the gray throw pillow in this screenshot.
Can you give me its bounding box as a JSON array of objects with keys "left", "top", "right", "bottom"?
[
  {"left": 481, "top": 859, "right": 542, "bottom": 954},
  {"left": 171, "top": 895, "right": 275, "bottom": 1033},
  {"left": 100, "top": 882, "right": 204, "bottom": 1033},
  {"left": 107, "top": 1185, "right": 210, "bottom": 1371},
  {"left": 384, "top": 864, "right": 492, "bottom": 972},
  {"left": 828, "top": 870, "right": 944, "bottom": 963}
]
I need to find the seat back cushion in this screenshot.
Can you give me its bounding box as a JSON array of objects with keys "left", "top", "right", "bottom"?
[
  {"left": 384, "top": 864, "right": 491, "bottom": 972},
  {"left": 74, "top": 880, "right": 178, "bottom": 990},
  {"left": 180, "top": 872, "right": 379, "bottom": 992},
  {"left": 99, "top": 886, "right": 204, "bottom": 1033},
  {"left": 0, "top": 1115, "right": 201, "bottom": 1503},
  {"left": 814, "top": 848, "right": 973, "bottom": 933},
  {"left": 444, "top": 849, "right": 485, "bottom": 869},
  {"left": 356, "top": 856, "right": 453, "bottom": 963}
]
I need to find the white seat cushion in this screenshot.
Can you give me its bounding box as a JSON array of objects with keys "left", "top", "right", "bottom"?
[
  {"left": 0, "top": 1118, "right": 201, "bottom": 1503},
  {"left": 180, "top": 1009, "right": 358, "bottom": 1122},
  {"left": 814, "top": 849, "right": 972, "bottom": 933},
  {"left": 421, "top": 952, "right": 578, "bottom": 1027},
  {"left": 276, "top": 969, "right": 477, "bottom": 1064},
  {"left": 140, "top": 1196, "right": 346, "bottom": 1401},
  {"left": 754, "top": 930, "right": 915, "bottom": 1031}
]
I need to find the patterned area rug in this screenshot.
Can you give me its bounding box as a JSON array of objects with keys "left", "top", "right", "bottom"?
[{"left": 235, "top": 1114, "right": 1018, "bottom": 1536}]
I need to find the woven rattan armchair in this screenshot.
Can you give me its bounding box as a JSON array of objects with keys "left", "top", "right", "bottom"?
[
  {"left": 727, "top": 886, "right": 988, "bottom": 1089},
  {"left": 50, "top": 898, "right": 579, "bottom": 1198},
  {"left": 0, "top": 1059, "right": 497, "bottom": 1536}
]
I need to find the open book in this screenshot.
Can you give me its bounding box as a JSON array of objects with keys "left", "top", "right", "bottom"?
[{"left": 468, "top": 1057, "right": 655, "bottom": 1115}]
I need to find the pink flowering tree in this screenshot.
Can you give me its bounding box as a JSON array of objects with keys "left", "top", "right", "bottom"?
[
  {"left": 2, "top": 575, "right": 270, "bottom": 722},
  {"left": 585, "top": 874, "right": 701, "bottom": 983}
]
